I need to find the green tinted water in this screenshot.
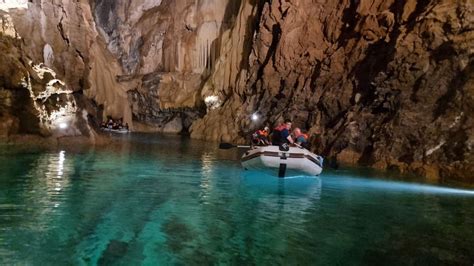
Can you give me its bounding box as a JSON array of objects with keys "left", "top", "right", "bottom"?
[{"left": 1, "top": 134, "right": 473, "bottom": 265}]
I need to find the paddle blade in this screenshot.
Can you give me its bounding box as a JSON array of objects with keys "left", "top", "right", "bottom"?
[{"left": 219, "top": 143, "right": 235, "bottom": 149}]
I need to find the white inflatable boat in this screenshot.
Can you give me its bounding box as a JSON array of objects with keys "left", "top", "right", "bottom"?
[
  {"left": 102, "top": 128, "right": 129, "bottom": 134},
  {"left": 241, "top": 145, "right": 323, "bottom": 177}
]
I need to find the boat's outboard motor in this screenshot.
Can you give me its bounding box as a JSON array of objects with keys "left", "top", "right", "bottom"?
[
  {"left": 316, "top": 155, "right": 324, "bottom": 168},
  {"left": 279, "top": 143, "right": 290, "bottom": 151}
]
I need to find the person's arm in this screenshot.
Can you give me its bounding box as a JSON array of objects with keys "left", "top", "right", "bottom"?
[
  {"left": 286, "top": 135, "right": 294, "bottom": 144},
  {"left": 282, "top": 129, "right": 294, "bottom": 144}
]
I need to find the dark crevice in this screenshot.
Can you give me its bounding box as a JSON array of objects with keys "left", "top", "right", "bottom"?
[
  {"left": 256, "top": 23, "right": 282, "bottom": 81},
  {"left": 221, "top": 0, "right": 243, "bottom": 31},
  {"left": 431, "top": 41, "right": 457, "bottom": 61},
  {"left": 410, "top": 75, "right": 425, "bottom": 103},
  {"left": 56, "top": 5, "right": 70, "bottom": 46},
  {"left": 293, "top": 78, "right": 300, "bottom": 91},
  {"left": 275, "top": 79, "right": 286, "bottom": 100},
  {"left": 405, "top": 0, "right": 432, "bottom": 33},
  {"left": 236, "top": 0, "right": 268, "bottom": 73},
  {"left": 309, "top": 60, "right": 322, "bottom": 93},
  {"left": 444, "top": 129, "right": 469, "bottom": 162},
  {"left": 12, "top": 87, "right": 41, "bottom": 134},
  {"left": 322, "top": 123, "right": 348, "bottom": 157},
  {"left": 326, "top": 109, "right": 349, "bottom": 129},
  {"left": 358, "top": 143, "right": 375, "bottom": 165},
  {"left": 57, "top": 21, "right": 70, "bottom": 46},
  {"left": 351, "top": 0, "right": 406, "bottom": 108},
  {"left": 337, "top": 0, "right": 360, "bottom": 48},
  {"left": 371, "top": 90, "right": 401, "bottom": 118},
  {"left": 432, "top": 60, "right": 473, "bottom": 119},
  {"left": 281, "top": 7, "right": 290, "bottom": 19},
  {"left": 75, "top": 49, "right": 85, "bottom": 62},
  {"left": 73, "top": 89, "right": 84, "bottom": 95}
]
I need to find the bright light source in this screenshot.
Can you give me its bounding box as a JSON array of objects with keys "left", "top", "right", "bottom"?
[
  {"left": 0, "top": 0, "right": 28, "bottom": 11},
  {"left": 204, "top": 95, "right": 221, "bottom": 110},
  {"left": 59, "top": 122, "right": 68, "bottom": 129},
  {"left": 251, "top": 113, "right": 259, "bottom": 121}
]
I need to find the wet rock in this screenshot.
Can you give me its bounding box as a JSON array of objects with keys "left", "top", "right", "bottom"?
[
  {"left": 162, "top": 216, "right": 194, "bottom": 253},
  {"left": 97, "top": 239, "right": 129, "bottom": 266}
]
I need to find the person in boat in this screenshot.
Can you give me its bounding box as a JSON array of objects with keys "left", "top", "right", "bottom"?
[
  {"left": 271, "top": 119, "right": 294, "bottom": 146},
  {"left": 118, "top": 118, "right": 124, "bottom": 129},
  {"left": 293, "top": 127, "right": 309, "bottom": 149},
  {"left": 107, "top": 118, "right": 114, "bottom": 129},
  {"left": 112, "top": 121, "right": 120, "bottom": 130},
  {"left": 252, "top": 126, "right": 271, "bottom": 146}
]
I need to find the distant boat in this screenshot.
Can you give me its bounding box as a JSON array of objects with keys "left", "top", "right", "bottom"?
[
  {"left": 241, "top": 145, "right": 323, "bottom": 177},
  {"left": 101, "top": 127, "right": 129, "bottom": 134}
]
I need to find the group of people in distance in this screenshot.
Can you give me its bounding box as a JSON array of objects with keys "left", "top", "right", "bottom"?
[
  {"left": 100, "top": 117, "right": 129, "bottom": 131},
  {"left": 251, "top": 119, "right": 309, "bottom": 148}
]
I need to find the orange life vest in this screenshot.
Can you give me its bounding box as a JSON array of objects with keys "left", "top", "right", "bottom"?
[
  {"left": 257, "top": 129, "right": 269, "bottom": 137},
  {"left": 295, "top": 132, "right": 308, "bottom": 141}
]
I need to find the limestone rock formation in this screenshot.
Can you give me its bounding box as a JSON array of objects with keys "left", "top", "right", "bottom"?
[
  {"left": 0, "top": 0, "right": 472, "bottom": 181},
  {"left": 192, "top": 0, "right": 474, "bottom": 182},
  {"left": 0, "top": 10, "right": 90, "bottom": 140}
]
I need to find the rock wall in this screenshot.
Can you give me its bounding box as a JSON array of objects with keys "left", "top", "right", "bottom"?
[
  {"left": 0, "top": 7, "right": 92, "bottom": 140},
  {"left": 92, "top": 0, "right": 245, "bottom": 132},
  {"left": 0, "top": 0, "right": 472, "bottom": 181},
  {"left": 0, "top": 0, "right": 124, "bottom": 142},
  {"left": 191, "top": 0, "right": 474, "bottom": 182}
]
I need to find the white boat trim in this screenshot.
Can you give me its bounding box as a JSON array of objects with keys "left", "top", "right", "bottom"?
[
  {"left": 241, "top": 145, "right": 323, "bottom": 177},
  {"left": 102, "top": 128, "right": 130, "bottom": 134}
]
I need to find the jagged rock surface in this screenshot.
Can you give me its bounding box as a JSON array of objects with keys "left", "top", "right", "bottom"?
[
  {"left": 192, "top": 0, "right": 474, "bottom": 182},
  {"left": 0, "top": 13, "right": 91, "bottom": 139},
  {"left": 0, "top": 0, "right": 472, "bottom": 181}
]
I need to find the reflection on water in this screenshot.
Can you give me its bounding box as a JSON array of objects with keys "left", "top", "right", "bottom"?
[
  {"left": 327, "top": 175, "right": 474, "bottom": 196},
  {"left": 0, "top": 133, "right": 473, "bottom": 265},
  {"left": 199, "top": 152, "right": 215, "bottom": 204}
]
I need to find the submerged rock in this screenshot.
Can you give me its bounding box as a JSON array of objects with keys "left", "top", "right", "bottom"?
[{"left": 97, "top": 239, "right": 129, "bottom": 265}]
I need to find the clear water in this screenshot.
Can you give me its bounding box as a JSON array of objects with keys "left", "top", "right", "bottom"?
[{"left": 1, "top": 134, "right": 473, "bottom": 265}]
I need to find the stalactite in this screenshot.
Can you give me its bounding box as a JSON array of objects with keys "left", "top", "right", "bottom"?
[
  {"left": 172, "top": 43, "right": 175, "bottom": 72},
  {"left": 211, "top": 39, "right": 217, "bottom": 69},
  {"left": 223, "top": 56, "right": 227, "bottom": 91},
  {"left": 176, "top": 44, "right": 179, "bottom": 72},
  {"left": 200, "top": 42, "right": 203, "bottom": 70},
  {"left": 206, "top": 39, "right": 209, "bottom": 72},
  {"left": 203, "top": 42, "right": 205, "bottom": 70},
  {"left": 215, "top": 37, "right": 220, "bottom": 63},
  {"left": 164, "top": 46, "right": 168, "bottom": 72}
]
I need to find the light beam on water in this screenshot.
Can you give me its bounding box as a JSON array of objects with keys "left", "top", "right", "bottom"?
[{"left": 325, "top": 175, "right": 474, "bottom": 196}]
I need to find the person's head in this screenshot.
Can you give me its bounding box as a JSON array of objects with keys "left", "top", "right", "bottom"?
[
  {"left": 293, "top": 127, "right": 301, "bottom": 136},
  {"left": 264, "top": 126, "right": 269, "bottom": 132},
  {"left": 284, "top": 119, "right": 292, "bottom": 130}
]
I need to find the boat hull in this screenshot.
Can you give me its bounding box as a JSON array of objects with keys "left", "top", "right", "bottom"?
[
  {"left": 241, "top": 146, "right": 323, "bottom": 177},
  {"left": 102, "top": 128, "right": 129, "bottom": 134}
]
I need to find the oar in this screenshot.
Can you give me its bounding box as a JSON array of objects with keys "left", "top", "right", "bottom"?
[
  {"left": 219, "top": 143, "right": 251, "bottom": 149},
  {"left": 294, "top": 143, "right": 303, "bottom": 149}
]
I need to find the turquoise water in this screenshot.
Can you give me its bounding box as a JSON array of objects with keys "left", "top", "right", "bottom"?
[{"left": 1, "top": 134, "right": 473, "bottom": 265}]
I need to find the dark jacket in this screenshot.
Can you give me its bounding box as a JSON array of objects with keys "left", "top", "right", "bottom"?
[{"left": 271, "top": 124, "right": 290, "bottom": 145}]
